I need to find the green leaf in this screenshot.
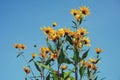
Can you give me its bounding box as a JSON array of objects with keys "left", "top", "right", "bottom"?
[
  {"left": 95, "top": 58, "right": 101, "bottom": 64},
  {"left": 46, "top": 74, "right": 50, "bottom": 80},
  {"left": 39, "top": 63, "right": 58, "bottom": 80},
  {"left": 28, "top": 58, "right": 33, "bottom": 63},
  {"left": 33, "top": 61, "right": 41, "bottom": 72},
  {"left": 79, "top": 65, "right": 86, "bottom": 77},
  {"left": 46, "top": 38, "right": 54, "bottom": 52},
  {"left": 58, "top": 48, "right": 65, "bottom": 64},
  {"left": 39, "top": 63, "right": 54, "bottom": 73},
  {"left": 94, "top": 76, "right": 98, "bottom": 80},
  {"left": 64, "top": 68, "right": 75, "bottom": 79},
  {"left": 72, "top": 20, "right": 77, "bottom": 27},
  {"left": 79, "top": 17, "right": 83, "bottom": 25},
  {"left": 66, "top": 35, "right": 73, "bottom": 45},
  {"left": 58, "top": 48, "right": 72, "bottom": 65},
  {"left": 82, "top": 48, "right": 90, "bottom": 60},
  {"left": 73, "top": 48, "right": 81, "bottom": 64},
  {"left": 25, "top": 78, "right": 27, "bottom": 80},
  {"left": 57, "top": 39, "right": 63, "bottom": 50},
  {"left": 45, "top": 59, "right": 52, "bottom": 65},
  {"left": 16, "top": 52, "right": 23, "bottom": 58}
]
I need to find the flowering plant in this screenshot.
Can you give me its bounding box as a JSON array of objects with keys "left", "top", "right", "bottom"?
[{"left": 14, "top": 6, "right": 104, "bottom": 80}]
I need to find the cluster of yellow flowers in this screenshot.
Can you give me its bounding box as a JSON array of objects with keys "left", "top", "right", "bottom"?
[
  {"left": 80, "top": 48, "right": 103, "bottom": 71},
  {"left": 14, "top": 43, "right": 26, "bottom": 50},
  {"left": 71, "top": 6, "right": 90, "bottom": 21},
  {"left": 41, "top": 26, "right": 90, "bottom": 48},
  {"left": 13, "top": 6, "right": 104, "bottom": 80}
]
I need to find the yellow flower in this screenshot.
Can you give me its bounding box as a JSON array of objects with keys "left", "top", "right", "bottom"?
[
  {"left": 48, "top": 34, "right": 58, "bottom": 41},
  {"left": 19, "top": 44, "right": 26, "bottom": 50},
  {"left": 95, "top": 48, "right": 103, "bottom": 54},
  {"left": 23, "top": 66, "right": 30, "bottom": 74},
  {"left": 13, "top": 44, "right": 26, "bottom": 50},
  {"left": 79, "top": 6, "right": 90, "bottom": 16},
  {"left": 71, "top": 9, "right": 78, "bottom": 16},
  {"left": 61, "top": 65, "right": 67, "bottom": 70},
  {"left": 57, "top": 28, "right": 65, "bottom": 37},
  {"left": 63, "top": 28, "right": 71, "bottom": 35},
  {"left": 40, "top": 53, "right": 47, "bottom": 59},
  {"left": 89, "top": 58, "right": 97, "bottom": 63},
  {"left": 84, "top": 62, "right": 91, "bottom": 68},
  {"left": 52, "top": 22, "right": 58, "bottom": 27},
  {"left": 14, "top": 44, "right": 19, "bottom": 49},
  {"left": 32, "top": 53, "right": 36, "bottom": 58},
  {"left": 77, "top": 28, "right": 88, "bottom": 36},
  {"left": 83, "top": 37, "right": 91, "bottom": 46},
  {"left": 51, "top": 53, "right": 57, "bottom": 60},
  {"left": 80, "top": 60, "right": 86, "bottom": 65},
  {"left": 74, "top": 14, "right": 81, "bottom": 21},
  {"left": 40, "top": 47, "right": 50, "bottom": 53},
  {"left": 41, "top": 26, "right": 55, "bottom": 35},
  {"left": 91, "top": 64, "right": 97, "bottom": 70}
]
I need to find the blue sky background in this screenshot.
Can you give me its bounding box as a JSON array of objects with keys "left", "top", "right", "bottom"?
[{"left": 0, "top": 0, "right": 120, "bottom": 80}]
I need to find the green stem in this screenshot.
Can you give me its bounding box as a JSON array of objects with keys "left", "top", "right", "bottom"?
[
  {"left": 58, "top": 63, "right": 61, "bottom": 80},
  {"left": 21, "top": 54, "right": 36, "bottom": 80},
  {"left": 75, "top": 65, "right": 78, "bottom": 80}
]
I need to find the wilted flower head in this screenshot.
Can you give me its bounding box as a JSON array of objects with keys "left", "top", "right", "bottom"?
[{"left": 23, "top": 66, "right": 30, "bottom": 74}]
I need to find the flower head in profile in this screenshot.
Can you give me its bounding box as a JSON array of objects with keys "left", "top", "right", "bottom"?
[
  {"left": 52, "top": 22, "right": 58, "bottom": 27},
  {"left": 50, "top": 53, "right": 57, "bottom": 60},
  {"left": 95, "top": 48, "right": 103, "bottom": 54},
  {"left": 61, "top": 65, "right": 67, "bottom": 70},
  {"left": 40, "top": 53, "right": 47, "bottom": 59},
  {"left": 23, "top": 66, "right": 30, "bottom": 74},
  {"left": 91, "top": 64, "right": 98, "bottom": 70},
  {"left": 79, "top": 6, "right": 90, "bottom": 16},
  {"left": 32, "top": 53, "right": 36, "bottom": 58},
  {"left": 89, "top": 58, "right": 97, "bottom": 64},
  {"left": 40, "top": 46, "right": 50, "bottom": 53},
  {"left": 13, "top": 44, "right": 26, "bottom": 50}
]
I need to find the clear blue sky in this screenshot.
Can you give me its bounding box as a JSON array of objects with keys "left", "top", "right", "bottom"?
[{"left": 0, "top": 0, "right": 120, "bottom": 80}]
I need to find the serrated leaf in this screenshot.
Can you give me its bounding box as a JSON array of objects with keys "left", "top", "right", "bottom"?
[
  {"left": 82, "top": 48, "right": 90, "bottom": 59},
  {"left": 33, "top": 61, "right": 41, "bottom": 72}
]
